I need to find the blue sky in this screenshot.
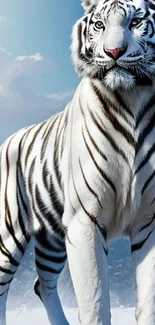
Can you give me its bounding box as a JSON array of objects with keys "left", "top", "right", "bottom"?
[{"left": 0, "top": 0, "right": 83, "bottom": 142}]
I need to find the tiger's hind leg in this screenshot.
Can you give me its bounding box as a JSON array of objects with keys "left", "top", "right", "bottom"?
[
  {"left": 0, "top": 137, "right": 30, "bottom": 325},
  {"left": 0, "top": 236, "right": 19, "bottom": 325},
  {"left": 0, "top": 231, "right": 29, "bottom": 325},
  {"left": 34, "top": 227, "right": 69, "bottom": 325}
]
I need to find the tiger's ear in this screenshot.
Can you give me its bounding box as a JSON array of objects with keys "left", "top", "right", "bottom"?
[{"left": 81, "top": 0, "right": 100, "bottom": 12}]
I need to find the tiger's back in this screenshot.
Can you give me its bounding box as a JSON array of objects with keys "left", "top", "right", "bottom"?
[{"left": 0, "top": 108, "right": 69, "bottom": 236}]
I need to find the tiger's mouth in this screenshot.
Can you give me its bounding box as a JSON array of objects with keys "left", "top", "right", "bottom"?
[
  {"left": 105, "top": 63, "right": 129, "bottom": 72},
  {"left": 102, "top": 65, "right": 153, "bottom": 88},
  {"left": 94, "top": 58, "right": 130, "bottom": 73},
  {"left": 94, "top": 59, "right": 134, "bottom": 75},
  {"left": 92, "top": 60, "right": 153, "bottom": 89},
  {"left": 95, "top": 60, "right": 142, "bottom": 77},
  {"left": 92, "top": 55, "right": 153, "bottom": 88},
  {"left": 94, "top": 56, "right": 142, "bottom": 71},
  {"left": 95, "top": 59, "right": 133, "bottom": 71}
]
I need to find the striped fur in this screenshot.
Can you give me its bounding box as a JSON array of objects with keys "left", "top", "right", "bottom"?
[
  {"left": 1, "top": 0, "right": 155, "bottom": 324},
  {"left": 73, "top": 0, "right": 155, "bottom": 89}
]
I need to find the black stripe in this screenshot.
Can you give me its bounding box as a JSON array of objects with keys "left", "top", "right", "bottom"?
[
  {"left": 92, "top": 82, "right": 135, "bottom": 147},
  {"left": 139, "top": 215, "right": 155, "bottom": 232},
  {"left": 42, "top": 160, "right": 50, "bottom": 191},
  {"left": 151, "top": 197, "right": 155, "bottom": 206},
  {"left": 135, "top": 142, "right": 155, "bottom": 174},
  {"left": 35, "top": 260, "right": 63, "bottom": 274},
  {"left": 17, "top": 167, "right": 28, "bottom": 215},
  {"left": 0, "top": 239, "right": 19, "bottom": 267},
  {"left": 114, "top": 91, "right": 134, "bottom": 119},
  {"left": 25, "top": 122, "right": 46, "bottom": 166},
  {"left": 61, "top": 112, "right": 68, "bottom": 159},
  {"left": 101, "top": 243, "right": 108, "bottom": 255},
  {"left": 90, "top": 109, "right": 129, "bottom": 163},
  {"left": 77, "top": 23, "right": 87, "bottom": 64},
  {"left": 28, "top": 157, "right": 35, "bottom": 194},
  {"left": 41, "top": 119, "right": 52, "bottom": 139},
  {"left": 35, "top": 185, "right": 65, "bottom": 239},
  {"left": 28, "top": 159, "right": 66, "bottom": 252},
  {"left": 87, "top": 5, "right": 96, "bottom": 13},
  {"left": 16, "top": 151, "right": 30, "bottom": 243},
  {"left": 80, "top": 100, "right": 107, "bottom": 162},
  {"left": 34, "top": 201, "right": 66, "bottom": 249},
  {"left": 136, "top": 112, "right": 155, "bottom": 154},
  {"left": 117, "top": 5, "right": 127, "bottom": 15},
  {"left": 17, "top": 194, "right": 29, "bottom": 244},
  {"left": 136, "top": 94, "right": 155, "bottom": 128},
  {"left": 83, "top": 16, "right": 88, "bottom": 39},
  {"left": 5, "top": 140, "right": 25, "bottom": 254},
  {"left": 35, "top": 247, "right": 66, "bottom": 264},
  {"left": 5, "top": 214, "right": 25, "bottom": 254},
  {"left": 28, "top": 163, "right": 65, "bottom": 250},
  {"left": 0, "top": 278, "right": 13, "bottom": 286},
  {"left": 148, "top": 20, "right": 154, "bottom": 38},
  {"left": 0, "top": 266, "right": 15, "bottom": 275},
  {"left": 48, "top": 175, "right": 64, "bottom": 216},
  {"left": 101, "top": 90, "right": 131, "bottom": 126},
  {"left": 142, "top": 170, "right": 155, "bottom": 195},
  {"left": 41, "top": 115, "right": 60, "bottom": 161},
  {"left": 131, "top": 227, "right": 155, "bottom": 252},
  {"left": 0, "top": 247, "right": 19, "bottom": 267},
  {"left": 79, "top": 158, "right": 103, "bottom": 209},
  {"left": 149, "top": 1, "right": 155, "bottom": 10},
  {"left": 21, "top": 126, "right": 35, "bottom": 153},
  {"left": 36, "top": 228, "right": 66, "bottom": 253},
  {"left": 96, "top": 220, "right": 107, "bottom": 242},
  {"left": 34, "top": 279, "right": 42, "bottom": 301},
  {"left": 82, "top": 128, "right": 116, "bottom": 194},
  {"left": 53, "top": 114, "right": 64, "bottom": 188},
  {"left": 71, "top": 167, "right": 98, "bottom": 225}
]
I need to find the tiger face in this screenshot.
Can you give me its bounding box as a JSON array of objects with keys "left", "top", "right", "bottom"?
[{"left": 72, "top": 0, "right": 155, "bottom": 89}]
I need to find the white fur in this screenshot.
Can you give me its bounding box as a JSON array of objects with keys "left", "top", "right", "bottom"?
[
  {"left": 73, "top": 0, "right": 155, "bottom": 89},
  {"left": 1, "top": 75, "right": 155, "bottom": 325},
  {"left": 104, "top": 68, "right": 136, "bottom": 90},
  {"left": 1, "top": 0, "right": 155, "bottom": 324},
  {"left": 82, "top": 0, "right": 100, "bottom": 11},
  {"left": 67, "top": 215, "right": 111, "bottom": 325},
  {"left": 131, "top": 226, "right": 155, "bottom": 325}
]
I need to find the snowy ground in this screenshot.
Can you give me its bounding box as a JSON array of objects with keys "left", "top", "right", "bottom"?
[
  {"left": 7, "top": 238, "right": 137, "bottom": 324},
  {"left": 7, "top": 306, "right": 136, "bottom": 325}
]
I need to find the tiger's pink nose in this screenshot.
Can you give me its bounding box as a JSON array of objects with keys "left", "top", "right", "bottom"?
[{"left": 104, "top": 47, "right": 125, "bottom": 60}]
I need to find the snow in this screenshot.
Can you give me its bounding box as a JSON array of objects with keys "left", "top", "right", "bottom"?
[{"left": 7, "top": 306, "right": 136, "bottom": 325}]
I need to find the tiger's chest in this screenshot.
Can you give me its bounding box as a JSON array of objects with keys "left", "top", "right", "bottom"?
[
  {"left": 97, "top": 115, "right": 155, "bottom": 238},
  {"left": 64, "top": 84, "right": 155, "bottom": 237}
]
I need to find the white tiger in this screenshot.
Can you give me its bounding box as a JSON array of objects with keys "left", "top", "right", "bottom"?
[{"left": 1, "top": 0, "right": 155, "bottom": 324}]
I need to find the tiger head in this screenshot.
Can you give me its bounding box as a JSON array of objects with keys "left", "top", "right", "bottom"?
[{"left": 71, "top": 0, "right": 155, "bottom": 90}]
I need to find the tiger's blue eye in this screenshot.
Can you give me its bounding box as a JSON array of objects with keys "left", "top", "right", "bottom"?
[
  {"left": 94, "top": 21, "right": 104, "bottom": 29},
  {"left": 130, "top": 18, "right": 142, "bottom": 29}
]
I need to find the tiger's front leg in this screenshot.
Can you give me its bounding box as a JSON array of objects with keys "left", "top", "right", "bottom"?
[
  {"left": 130, "top": 221, "right": 155, "bottom": 325},
  {"left": 66, "top": 211, "right": 111, "bottom": 325}
]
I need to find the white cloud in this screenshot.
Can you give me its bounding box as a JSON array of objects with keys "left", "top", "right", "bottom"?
[
  {"left": 46, "top": 91, "right": 73, "bottom": 101},
  {"left": 0, "top": 47, "right": 9, "bottom": 54},
  {"left": 15, "top": 53, "right": 43, "bottom": 62}
]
